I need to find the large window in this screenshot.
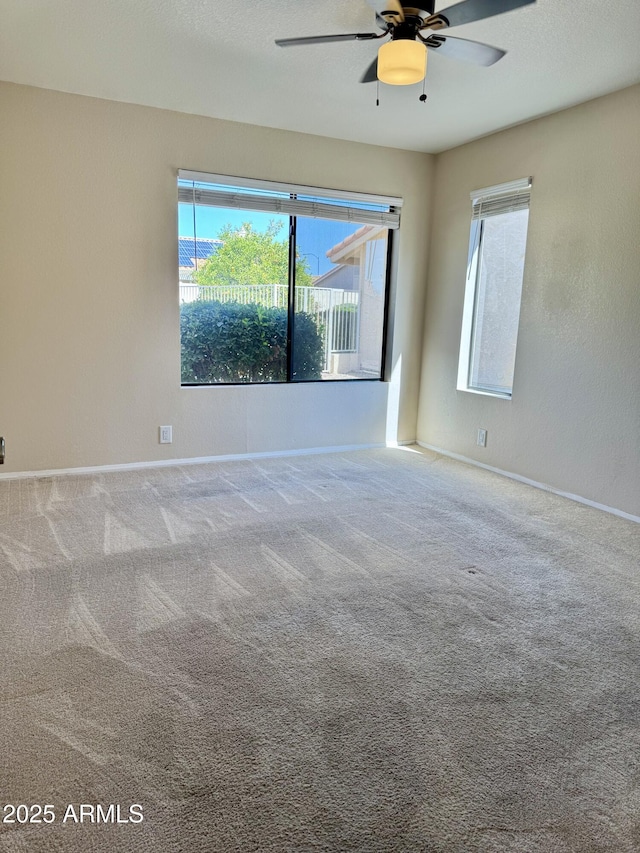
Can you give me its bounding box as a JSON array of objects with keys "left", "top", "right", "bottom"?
[
  {"left": 178, "top": 171, "right": 401, "bottom": 385},
  {"left": 458, "top": 177, "right": 532, "bottom": 399}
]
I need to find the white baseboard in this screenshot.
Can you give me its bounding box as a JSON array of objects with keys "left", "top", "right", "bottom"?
[
  {"left": 417, "top": 442, "right": 640, "bottom": 524},
  {"left": 386, "top": 439, "right": 416, "bottom": 448},
  {"left": 0, "top": 442, "right": 387, "bottom": 482}
]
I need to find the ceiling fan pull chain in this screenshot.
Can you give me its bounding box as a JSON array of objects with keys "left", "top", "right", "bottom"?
[{"left": 376, "top": 79, "right": 380, "bottom": 106}]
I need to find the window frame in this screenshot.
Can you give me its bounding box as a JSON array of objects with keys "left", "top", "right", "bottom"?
[
  {"left": 178, "top": 171, "right": 401, "bottom": 387},
  {"left": 457, "top": 177, "right": 532, "bottom": 400}
]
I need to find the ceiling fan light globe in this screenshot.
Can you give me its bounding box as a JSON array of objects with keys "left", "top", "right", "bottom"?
[{"left": 377, "top": 39, "right": 427, "bottom": 85}]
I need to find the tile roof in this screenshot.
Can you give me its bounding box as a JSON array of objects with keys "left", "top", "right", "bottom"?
[{"left": 325, "top": 224, "right": 386, "bottom": 264}]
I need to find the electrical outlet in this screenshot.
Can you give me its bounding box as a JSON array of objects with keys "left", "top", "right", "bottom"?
[
  {"left": 477, "top": 428, "right": 487, "bottom": 447},
  {"left": 159, "top": 426, "right": 173, "bottom": 444}
]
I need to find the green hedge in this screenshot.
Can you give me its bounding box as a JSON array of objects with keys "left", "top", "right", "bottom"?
[{"left": 180, "top": 300, "right": 324, "bottom": 383}]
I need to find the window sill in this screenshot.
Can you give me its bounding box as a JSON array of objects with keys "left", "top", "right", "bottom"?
[{"left": 457, "top": 386, "right": 512, "bottom": 401}]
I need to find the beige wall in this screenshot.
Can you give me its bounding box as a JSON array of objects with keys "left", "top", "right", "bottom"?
[
  {"left": 418, "top": 85, "right": 640, "bottom": 517},
  {"left": 3, "top": 81, "right": 638, "bottom": 517},
  {"left": 0, "top": 82, "right": 433, "bottom": 473}
]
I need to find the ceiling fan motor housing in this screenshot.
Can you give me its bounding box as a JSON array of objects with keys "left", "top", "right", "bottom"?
[
  {"left": 382, "top": 4, "right": 450, "bottom": 37},
  {"left": 378, "top": 3, "right": 433, "bottom": 24},
  {"left": 401, "top": 4, "right": 436, "bottom": 17},
  {"left": 390, "top": 19, "right": 423, "bottom": 41}
]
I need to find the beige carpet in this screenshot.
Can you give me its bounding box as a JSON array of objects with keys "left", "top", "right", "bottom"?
[{"left": 1, "top": 447, "right": 639, "bottom": 852}]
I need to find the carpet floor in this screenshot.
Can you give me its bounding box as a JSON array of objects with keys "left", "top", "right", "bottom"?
[{"left": 0, "top": 447, "right": 639, "bottom": 852}]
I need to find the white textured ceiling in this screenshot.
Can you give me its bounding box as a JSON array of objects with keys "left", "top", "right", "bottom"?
[{"left": 0, "top": 0, "right": 639, "bottom": 153}]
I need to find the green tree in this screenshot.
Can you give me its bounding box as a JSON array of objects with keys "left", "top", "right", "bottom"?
[{"left": 193, "top": 220, "right": 312, "bottom": 287}]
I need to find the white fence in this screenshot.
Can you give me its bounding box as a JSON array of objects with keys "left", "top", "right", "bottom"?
[
  {"left": 180, "top": 283, "right": 288, "bottom": 308},
  {"left": 179, "top": 283, "right": 359, "bottom": 370}
]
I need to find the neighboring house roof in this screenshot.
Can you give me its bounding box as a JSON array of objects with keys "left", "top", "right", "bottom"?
[
  {"left": 325, "top": 224, "right": 386, "bottom": 265},
  {"left": 312, "top": 223, "right": 387, "bottom": 289},
  {"left": 313, "top": 264, "right": 357, "bottom": 291},
  {"left": 178, "top": 237, "right": 222, "bottom": 269}
]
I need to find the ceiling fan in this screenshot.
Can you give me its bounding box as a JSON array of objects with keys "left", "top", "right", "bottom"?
[{"left": 275, "top": 0, "right": 536, "bottom": 86}]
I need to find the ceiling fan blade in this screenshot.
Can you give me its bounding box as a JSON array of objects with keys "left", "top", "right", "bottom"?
[
  {"left": 365, "top": 0, "right": 405, "bottom": 24},
  {"left": 426, "top": 0, "right": 535, "bottom": 30},
  {"left": 360, "top": 58, "right": 379, "bottom": 83},
  {"left": 424, "top": 34, "right": 506, "bottom": 65},
  {"left": 276, "top": 32, "right": 380, "bottom": 47}
]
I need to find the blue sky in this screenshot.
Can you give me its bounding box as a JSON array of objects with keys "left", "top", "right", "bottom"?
[
  {"left": 178, "top": 204, "right": 365, "bottom": 277},
  {"left": 178, "top": 204, "right": 279, "bottom": 243}
]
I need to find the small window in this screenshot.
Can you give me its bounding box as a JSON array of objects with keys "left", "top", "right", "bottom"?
[
  {"left": 178, "top": 171, "right": 401, "bottom": 385},
  {"left": 458, "top": 177, "right": 532, "bottom": 399}
]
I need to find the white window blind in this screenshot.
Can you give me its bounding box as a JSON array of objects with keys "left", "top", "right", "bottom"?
[
  {"left": 470, "top": 177, "right": 532, "bottom": 220},
  {"left": 178, "top": 170, "right": 402, "bottom": 229}
]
